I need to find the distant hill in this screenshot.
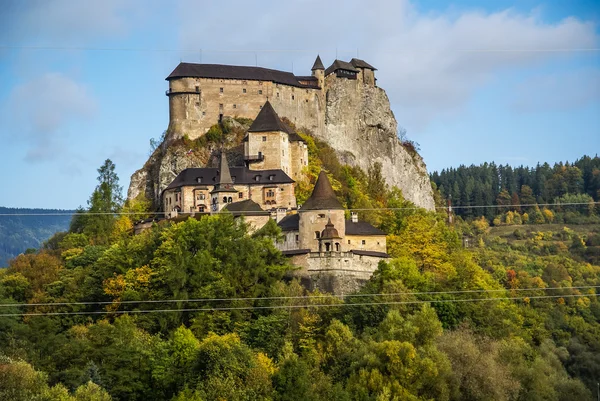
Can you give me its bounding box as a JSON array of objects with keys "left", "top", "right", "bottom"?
[{"left": 0, "top": 207, "right": 73, "bottom": 267}]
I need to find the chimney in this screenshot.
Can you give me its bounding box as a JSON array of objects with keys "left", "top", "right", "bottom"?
[{"left": 351, "top": 212, "right": 358, "bottom": 223}]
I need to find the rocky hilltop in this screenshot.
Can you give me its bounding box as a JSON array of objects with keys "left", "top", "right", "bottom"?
[
  {"left": 321, "top": 79, "right": 435, "bottom": 210},
  {"left": 128, "top": 64, "right": 435, "bottom": 211}
]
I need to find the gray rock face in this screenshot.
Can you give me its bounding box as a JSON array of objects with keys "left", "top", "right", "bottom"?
[{"left": 322, "top": 79, "right": 435, "bottom": 210}]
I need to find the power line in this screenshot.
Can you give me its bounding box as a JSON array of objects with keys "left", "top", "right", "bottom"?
[
  {"left": 0, "top": 285, "right": 596, "bottom": 308},
  {"left": 0, "top": 202, "right": 597, "bottom": 216},
  {"left": 0, "top": 294, "right": 594, "bottom": 317}
]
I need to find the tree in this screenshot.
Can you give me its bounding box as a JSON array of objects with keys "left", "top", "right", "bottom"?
[{"left": 71, "top": 159, "right": 123, "bottom": 244}]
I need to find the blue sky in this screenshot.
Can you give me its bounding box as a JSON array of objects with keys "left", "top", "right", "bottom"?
[{"left": 0, "top": 0, "right": 598, "bottom": 209}]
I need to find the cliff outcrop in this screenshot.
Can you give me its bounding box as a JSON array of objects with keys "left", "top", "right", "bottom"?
[
  {"left": 128, "top": 79, "right": 435, "bottom": 211},
  {"left": 321, "top": 79, "right": 435, "bottom": 210}
]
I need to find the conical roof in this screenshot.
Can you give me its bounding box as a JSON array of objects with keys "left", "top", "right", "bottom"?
[
  {"left": 301, "top": 171, "right": 343, "bottom": 210},
  {"left": 211, "top": 151, "right": 237, "bottom": 193},
  {"left": 248, "top": 101, "right": 291, "bottom": 133},
  {"left": 311, "top": 55, "right": 324, "bottom": 71},
  {"left": 217, "top": 151, "right": 233, "bottom": 185}
]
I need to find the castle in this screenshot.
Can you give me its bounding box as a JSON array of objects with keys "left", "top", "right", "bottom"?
[
  {"left": 153, "top": 56, "right": 390, "bottom": 293},
  {"left": 165, "top": 55, "right": 377, "bottom": 140}
]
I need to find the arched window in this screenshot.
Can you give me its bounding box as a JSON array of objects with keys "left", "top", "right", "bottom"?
[
  {"left": 227, "top": 197, "right": 232, "bottom": 203},
  {"left": 335, "top": 243, "right": 340, "bottom": 252},
  {"left": 223, "top": 196, "right": 227, "bottom": 203}
]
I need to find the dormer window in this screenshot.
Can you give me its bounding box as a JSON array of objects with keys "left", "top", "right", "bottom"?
[
  {"left": 269, "top": 175, "right": 274, "bottom": 181},
  {"left": 196, "top": 177, "right": 202, "bottom": 183},
  {"left": 254, "top": 175, "right": 261, "bottom": 182},
  {"left": 231, "top": 176, "right": 235, "bottom": 183}
]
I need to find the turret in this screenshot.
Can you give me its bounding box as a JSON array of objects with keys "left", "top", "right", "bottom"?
[
  {"left": 311, "top": 55, "right": 325, "bottom": 89},
  {"left": 210, "top": 152, "right": 237, "bottom": 213}
]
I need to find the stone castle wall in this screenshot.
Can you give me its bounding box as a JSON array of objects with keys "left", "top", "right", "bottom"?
[
  {"left": 168, "top": 77, "right": 323, "bottom": 140},
  {"left": 289, "top": 252, "right": 384, "bottom": 294}
]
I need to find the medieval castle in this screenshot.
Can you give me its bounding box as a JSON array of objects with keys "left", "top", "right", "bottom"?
[
  {"left": 149, "top": 56, "right": 389, "bottom": 294},
  {"left": 165, "top": 55, "right": 376, "bottom": 140}
]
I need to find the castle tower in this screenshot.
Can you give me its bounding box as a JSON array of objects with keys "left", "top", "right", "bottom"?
[
  {"left": 244, "top": 101, "right": 307, "bottom": 179},
  {"left": 311, "top": 55, "right": 325, "bottom": 89},
  {"left": 210, "top": 152, "right": 238, "bottom": 213},
  {"left": 299, "top": 171, "right": 345, "bottom": 251}
]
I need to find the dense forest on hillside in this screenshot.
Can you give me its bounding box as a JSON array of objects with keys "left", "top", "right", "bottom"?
[
  {"left": 430, "top": 156, "right": 600, "bottom": 224},
  {"left": 0, "top": 130, "right": 598, "bottom": 400},
  {"left": 0, "top": 208, "right": 73, "bottom": 268}
]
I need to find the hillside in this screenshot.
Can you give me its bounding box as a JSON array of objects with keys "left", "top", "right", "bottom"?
[
  {"left": 0, "top": 151, "right": 598, "bottom": 400},
  {"left": 0, "top": 207, "right": 73, "bottom": 267}
]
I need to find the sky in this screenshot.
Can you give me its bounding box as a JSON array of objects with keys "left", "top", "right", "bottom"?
[{"left": 0, "top": 0, "right": 599, "bottom": 209}]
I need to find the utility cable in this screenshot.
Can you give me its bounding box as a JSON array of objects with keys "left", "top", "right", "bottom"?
[
  {"left": 0, "top": 293, "right": 595, "bottom": 317},
  {"left": 0, "top": 201, "right": 598, "bottom": 216},
  {"left": 0, "top": 285, "right": 596, "bottom": 308}
]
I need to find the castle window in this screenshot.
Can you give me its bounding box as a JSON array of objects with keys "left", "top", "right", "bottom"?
[
  {"left": 199, "top": 205, "right": 205, "bottom": 212},
  {"left": 219, "top": 87, "right": 223, "bottom": 93},
  {"left": 195, "top": 86, "right": 200, "bottom": 92},
  {"left": 295, "top": 234, "right": 299, "bottom": 242},
  {"left": 318, "top": 213, "right": 325, "bottom": 218},
  {"left": 243, "top": 88, "right": 246, "bottom": 93},
  {"left": 258, "top": 90, "right": 263, "bottom": 95},
  {"left": 262, "top": 136, "right": 267, "bottom": 142},
  {"left": 269, "top": 175, "right": 274, "bottom": 181},
  {"left": 196, "top": 177, "right": 202, "bottom": 183},
  {"left": 255, "top": 175, "right": 261, "bottom": 182},
  {"left": 228, "top": 197, "right": 233, "bottom": 203},
  {"left": 362, "top": 240, "right": 366, "bottom": 245},
  {"left": 291, "top": 95, "right": 295, "bottom": 100},
  {"left": 231, "top": 176, "right": 235, "bottom": 183},
  {"left": 315, "top": 231, "right": 320, "bottom": 239},
  {"left": 202, "top": 111, "right": 206, "bottom": 116},
  {"left": 348, "top": 240, "right": 351, "bottom": 244},
  {"left": 195, "top": 102, "right": 200, "bottom": 106},
  {"left": 238, "top": 192, "right": 244, "bottom": 199},
  {"left": 306, "top": 99, "right": 309, "bottom": 103},
  {"left": 219, "top": 103, "right": 223, "bottom": 109},
  {"left": 223, "top": 197, "right": 227, "bottom": 203},
  {"left": 277, "top": 92, "right": 280, "bottom": 98},
  {"left": 233, "top": 104, "right": 237, "bottom": 109}
]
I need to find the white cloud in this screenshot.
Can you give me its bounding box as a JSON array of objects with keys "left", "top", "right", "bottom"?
[
  {"left": 4, "top": 0, "right": 145, "bottom": 45},
  {"left": 176, "top": 0, "right": 599, "bottom": 130},
  {"left": 6, "top": 72, "right": 96, "bottom": 161}
]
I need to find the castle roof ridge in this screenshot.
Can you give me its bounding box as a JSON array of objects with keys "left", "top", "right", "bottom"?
[
  {"left": 301, "top": 171, "right": 344, "bottom": 211},
  {"left": 247, "top": 101, "right": 293, "bottom": 134}
]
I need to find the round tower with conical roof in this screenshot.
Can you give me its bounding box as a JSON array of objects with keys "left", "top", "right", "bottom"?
[
  {"left": 311, "top": 55, "right": 325, "bottom": 89},
  {"left": 298, "top": 170, "right": 345, "bottom": 251}
]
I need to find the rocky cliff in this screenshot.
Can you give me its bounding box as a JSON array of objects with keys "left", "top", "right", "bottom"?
[
  {"left": 128, "top": 82, "right": 435, "bottom": 211},
  {"left": 321, "top": 79, "right": 435, "bottom": 210}
]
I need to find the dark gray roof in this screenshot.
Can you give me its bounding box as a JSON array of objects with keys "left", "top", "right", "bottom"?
[
  {"left": 224, "top": 199, "right": 264, "bottom": 215},
  {"left": 325, "top": 60, "right": 359, "bottom": 76},
  {"left": 164, "top": 167, "right": 294, "bottom": 191},
  {"left": 288, "top": 132, "right": 305, "bottom": 142},
  {"left": 282, "top": 249, "right": 311, "bottom": 256},
  {"left": 300, "top": 171, "right": 343, "bottom": 211},
  {"left": 345, "top": 221, "right": 386, "bottom": 236},
  {"left": 248, "top": 101, "right": 292, "bottom": 133},
  {"left": 278, "top": 213, "right": 299, "bottom": 231},
  {"left": 350, "top": 58, "right": 377, "bottom": 70},
  {"left": 295, "top": 75, "right": 317, "bottom": 81},
  {"left": 217, "top": 152, "right": 233, "bottom": 185},
  {"left": 167, "top": 62, "right": 315, "bottom": 88},
  {"left": 311, "top": 55, "right": 325, "bottom": 70},
  {"left": 351, "top": 250, "right": 389, "bottom": 258}
]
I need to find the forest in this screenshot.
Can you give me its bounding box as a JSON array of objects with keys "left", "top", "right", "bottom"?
[
  {"left": 0, "top": 127, "right": 598, "bottom": 400},
  {"left": 430, "top": 156, "right": 600, "bottom": 224}
]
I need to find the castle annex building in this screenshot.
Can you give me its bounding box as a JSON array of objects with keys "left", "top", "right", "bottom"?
[{"left": 165, "top": 55, "right": 377, "bottom": 140}]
